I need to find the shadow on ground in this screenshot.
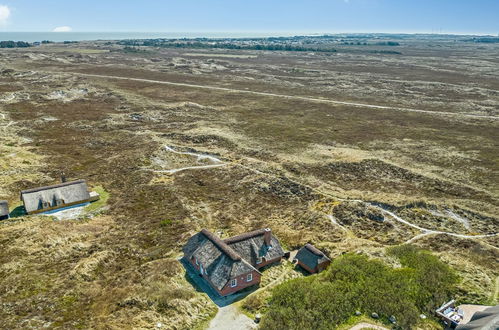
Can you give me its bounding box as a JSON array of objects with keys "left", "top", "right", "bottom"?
[
  {"left": 9, "top": 206, "right": 26, "bottom": 218},
  {"left": 180, "top": 257, "right": 257, "bottom": 307}
]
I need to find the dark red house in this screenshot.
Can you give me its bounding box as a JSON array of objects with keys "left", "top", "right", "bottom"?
[
  {"left": 183, "top": 228, "right": 285, "bottom": 296},
  {"left": 294, "top": 244, "right": 331, "bottom": 274}
]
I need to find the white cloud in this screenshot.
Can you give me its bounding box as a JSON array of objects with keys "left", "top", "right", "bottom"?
[
  {"left": 0, "top": 5, "right": 11, "bottom": 25},
  {"left": 53, "top": 26, "right": 72, "bottom": 32}
]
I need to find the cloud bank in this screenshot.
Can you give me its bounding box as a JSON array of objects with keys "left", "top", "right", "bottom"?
[
  {"left": 53, "top": 26, "right": 72, "bottom": 32},
  {"left": 0, "top": 5, "right": 11, "bottom": 25}
]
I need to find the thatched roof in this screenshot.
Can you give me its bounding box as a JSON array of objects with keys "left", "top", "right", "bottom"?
[
  {"left": 183, "top": 229, "right": 257, "bottom": 290},
  {"left": 201, "top": 229, "right": 241, "bottom": 261},
  {"left": 183, "top": 228, "right": 285, "bottom": 290},
  {"left": 226, "top": 230, "right": 285, "bottom": 266},
  {"left": 224, "top": 229, "right": 268, "bottom": 244},
  {"left": 0, "top": 200, "right": 8, "bottom": 217},
  {"left": 295, "top": 244, "right": 330, "bottom": 271},
  {"left": 21, "top": 180, "right": 91, "bottom": 214},
  {"left": 456, "top": 305, "right": 499, "bottom": 330}
]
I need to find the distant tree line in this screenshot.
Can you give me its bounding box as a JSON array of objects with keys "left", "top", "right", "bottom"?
[
  {"left": 466, "top": 37, "right": 499, "bottom": 43},
  {"left": 375, "top": 41, "right": 400, "bottom": 46},
  {"left": 118, "top": 40, "right": 337, "bottom": 53},
  {"left": 0, "top": 41, "right": 31, "bottom": 48},
  {"left": 341, "top": 41, "right": 400, "bottom": 46}
]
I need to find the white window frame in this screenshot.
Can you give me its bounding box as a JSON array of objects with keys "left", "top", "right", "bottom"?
[
  {"left": 247, "top": 273, "right": 253, "bottom": 282},
  {"left": 231, "top": 279, "right": 237, "bottom": 287},
  {"left": 195, "top": 258, "right": 199, "bottom": 266}
]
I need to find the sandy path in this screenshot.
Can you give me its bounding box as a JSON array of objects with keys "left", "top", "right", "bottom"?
[
  {"left": 55, "top": 72, "right": 497, "bottom": 120},
  {"left": 327, "top": 214, "right": 348, "bottom": 232},
  {"left": 349, "top": 322, "right": 388, "bottom": 330},
  {"left": 208, "top": 305, "right": 256, "bottom": 330},
  {"left": 493, "top": 277, "right": 499, "bottom": 303},
  {"left": 153, "top": 164, "right": 226, "bottom": 174},
  {"left": 1, "top": 121, "right": 15, "bottom": 130},
  {"left": 150, "top": 145, "right": 226, "bottom": 174},
  {"left": 337, "top": 199, "right": 499, "bottom": 242},
  {"left": 377, "top": 205, "right": 498, "bottom": 241}
]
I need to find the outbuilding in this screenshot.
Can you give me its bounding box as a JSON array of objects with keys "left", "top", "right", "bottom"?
[
  {"left": 294, "top": 243, "right": 331, "bottom": 274},
  {"left": 0, "top": 200, "right": 9, "bottom": 220},
  {"left": 20, "top": 179, "right": 99, "bottom": 215}
]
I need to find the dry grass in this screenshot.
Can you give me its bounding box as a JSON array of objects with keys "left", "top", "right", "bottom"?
[{"left": 0, "top": 38, "right": 497, "bottom": 328}]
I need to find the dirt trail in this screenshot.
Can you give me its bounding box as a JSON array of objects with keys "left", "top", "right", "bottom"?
[
  {"left": 338, "top": 199, "right": 499, "bottom": 242},
  {"left": 377, "top": 206, "right": 498, "bottom": 241},
  {"left": 349, "top": 322, "right": 389, "bottom": 330},
  {"left": 493, "top": 277, "right": 499, "bottom": 303},
  {"left": 151, "top": 145, "right": 226, "bottom": 174},
  {"left": 208, "top": 305, "right": 256, "bottom": 330},
  {"left": 53, "top": 71, "right": 498, "bottom": 120},
  {"left": 155, "top": 143, "right": 498, "bottom": 242},
  {"left": 327, "top": 214, "right": 348, "bottom": 232}
]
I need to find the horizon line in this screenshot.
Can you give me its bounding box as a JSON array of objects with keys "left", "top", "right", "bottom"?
[{"left": 0, "top": 31, "right": 498, "bottom": 37}]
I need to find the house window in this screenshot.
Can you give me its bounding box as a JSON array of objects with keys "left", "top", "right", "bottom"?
[
  {"left": 195, "top": 258, "right": 199, "bottom": 266},
  {"left": 231, "top": 279, "right": 237, "bottom": 287},
  {"left": 55, "top": 199, "right": 64, "bottom": 206},
  {"left": 256, "top": 257, "right": 262, "bottom": 264},
  {"left": 247, "top": 273, "right": 253, "bottom": 282},
  {"left": 42, "top": 201, "right": 51, "bottom": 209}
]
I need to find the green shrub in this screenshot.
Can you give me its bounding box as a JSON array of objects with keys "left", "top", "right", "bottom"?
[
  {"left": 160, "top": 219, "right": 173, "bottom": 227},
  {"left": 387, "top": 245, "right": 458, "bottom": 312},
  {"left": 261, "top": 246, "right": 458, "bottom": 329}
]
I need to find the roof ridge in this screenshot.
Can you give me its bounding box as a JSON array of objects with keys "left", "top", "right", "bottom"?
[
  {"left": 305, "top": 243, "right": 325, "bottom": 256},
  {"left": 201, "top": 229, "right": 241, "bottom": 261},
  {"left": 224, "top": 228, "right": 267, "bottom": 244},
  {"left": 21, "top": 180, "right": 87, "bottom": 194}
]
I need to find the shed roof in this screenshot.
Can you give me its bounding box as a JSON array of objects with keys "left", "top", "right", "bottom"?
[
  {"left": 295, "top": 244, "right": 330, "bottom": 271},
  {"left": 21, "top": 180, "right": 91, "bottom": 214}
]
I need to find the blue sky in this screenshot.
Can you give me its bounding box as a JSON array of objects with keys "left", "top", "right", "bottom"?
[{"left": 0, "top": 0, "right": 498, "bottom": 35}]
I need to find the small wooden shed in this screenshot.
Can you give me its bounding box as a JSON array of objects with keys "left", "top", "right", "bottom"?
[{"left": 294, "top": 244, "right": 331, "bottom": 274}]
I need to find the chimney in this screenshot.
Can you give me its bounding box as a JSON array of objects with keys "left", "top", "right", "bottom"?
[
  {"left": 61, "top": 173, "right": 67, "bottom": 183},
  {"left": 264, "top": 228, "right": 272, "bottom": 246}
]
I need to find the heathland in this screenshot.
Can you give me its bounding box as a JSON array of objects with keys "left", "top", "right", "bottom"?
[{"left": 0, "top": 34, "right": 498, "bottom": 329}]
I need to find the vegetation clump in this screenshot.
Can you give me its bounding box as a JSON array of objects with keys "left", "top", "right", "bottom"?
[
  {"left": 0, "top": 41, "right": 31, "bottom": 48},
  {"left": 260, "top": 246, "right": 458, "bottom": 329}
]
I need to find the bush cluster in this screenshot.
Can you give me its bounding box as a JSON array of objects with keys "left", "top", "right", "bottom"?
[
  {"left": 118, "top": 39, "right": 337, "bottom": 53},
  {"left": 261, "top": 246, "right": 458, "bottom": 329},
  {"left": 0, "top": 41, "right": 31, "bottom": 48}
]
